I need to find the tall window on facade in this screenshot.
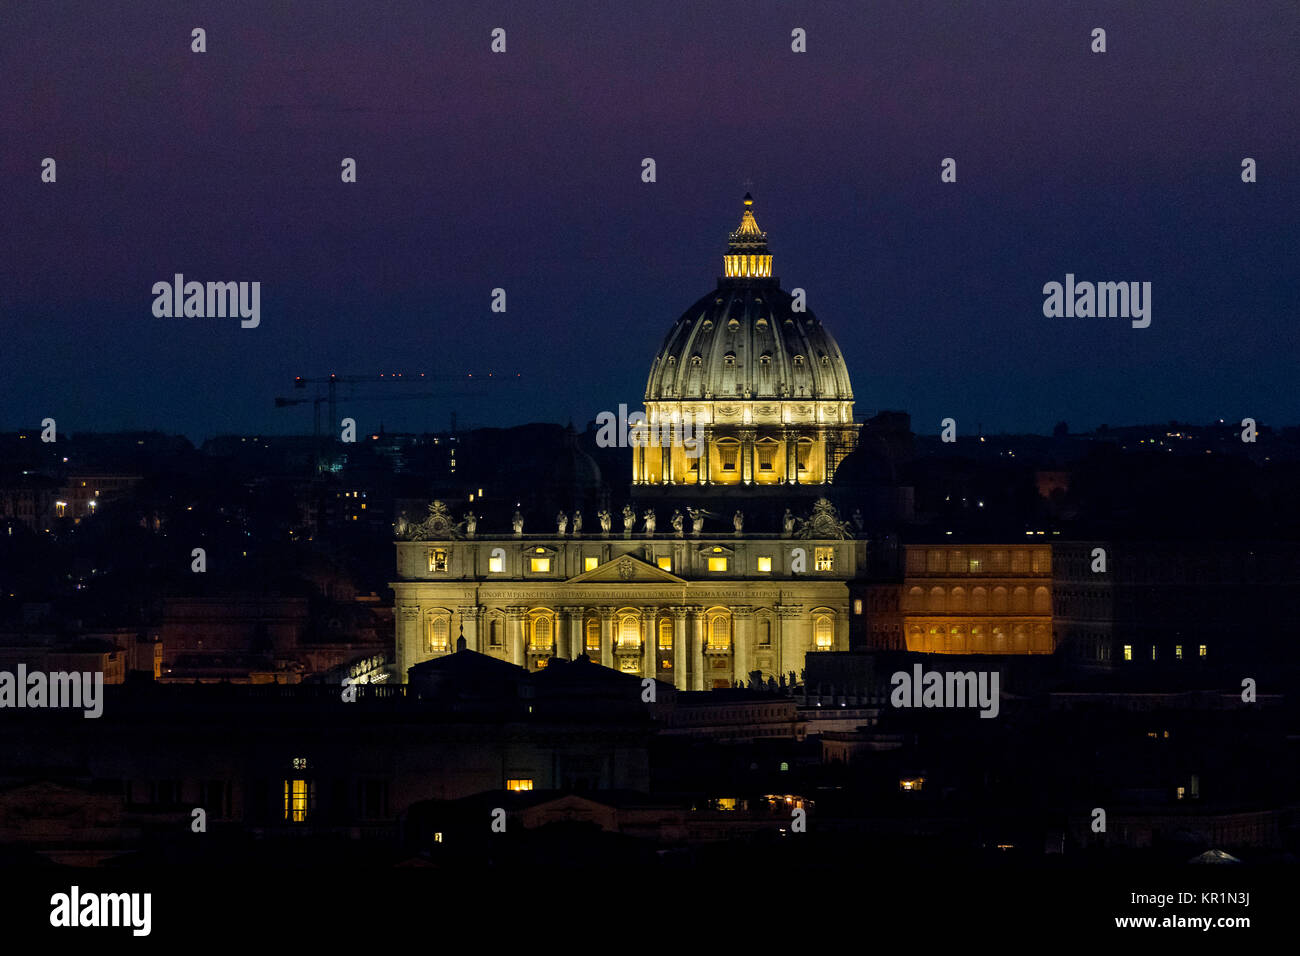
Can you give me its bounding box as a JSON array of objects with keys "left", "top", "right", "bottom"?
[
  {"left": 659, "top": 619, "right": 673, "bottom": 650},
  {"left": 427, "top": 614, "right": 450, "bottom": 653},
  {"left": 815, "top": 547, "right": 834, "bottom": 571},
  {"left": 814, "top": 615, "right": 834, "bottom": 650},
  {"left": 530, "top": 614, "right": 553, "bottom": 651},
  {"left": 586, "top": 620, "right": 600, "bottom": 652},
  {"left": 796, "top": 440, "right": 812, "bottom": 472},
  {"left": 429, "top": 549, "right": 448, "bottom": 572},
  {"left": 759, "top": 619, "right": 771, "bottom": 645},
  {"left": 489, "top": 553, "right": 504, "bottom": 573},
  {"left": 756, "top": 441, "right": 777, "bottom": 472},
  {"left": 283, "top": 779, "right": 314, "bottom": 823},
  {"left": 708, "top": 615, "right": 730, "bottom": 650},
  {"left": 618, "top": 615, "right": 639, "bottom": 649},
  {"left": 489, "top": 619, "right": 502, "bottom": 646},
  {"left": 719, "top": 442, "right": 739, "bottom": 471}
]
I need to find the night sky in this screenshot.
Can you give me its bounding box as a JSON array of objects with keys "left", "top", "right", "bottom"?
[{"left": 2, "top": 1, "right": 1296, "bottom": 441}]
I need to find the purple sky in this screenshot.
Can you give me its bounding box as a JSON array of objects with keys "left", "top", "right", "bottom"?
[{"left": 2, "top": 0, "right": 1296, "bottom": 440}]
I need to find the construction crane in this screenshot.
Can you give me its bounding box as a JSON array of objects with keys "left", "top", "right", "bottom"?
[{"left": 274, "top": 371, "right": 520, "bottom": 473}]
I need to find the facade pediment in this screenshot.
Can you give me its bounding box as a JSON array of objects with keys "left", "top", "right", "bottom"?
[{"left": 566, "top": 555, "right": 686, "bottom": 585}]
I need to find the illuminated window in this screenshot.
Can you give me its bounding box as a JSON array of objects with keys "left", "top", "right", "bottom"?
[
  {"left": 657, "top": 556, "right": 672, "bottom": 571},
  {"left": 428, "top": 549, "right": 448, "bottom": 572},
  {"left": 1123, "top": 645, "right": 1132, "bottom": 661},
  {"left": 708, "top": 615, "right": 730, "bottom": 650},
  {"left": 815, "top": 547, "right": 834, "bottom": 571},
  {"left": 506, "top": 779, "right": 533, "bottom": 792},
  {"left": 584, "top": 556, "right": 599, "bottom": 571},
  {"left": 427, "top": 614, "right": 450, "bottom": 652},
  {"left": 489, "top": 553, "right": 504, "bottom": 573},
  {"left": 1175, "top": 644, "right": 1183, "bottom": 659},
  {"left": 659, "top": 619, "right": 673, "bottom": 650},
  {"left": 757, "top": 556, "right": 772, "bottom": 572},
  {"left": 708, "top": 557, "right": 728, "bottom": 572},
  {"left": 586, "top": 620, "right": 600, "bottom": 651},
  {"left": 899, "top": 777, "right": 924, "bottom": 792},
  {"left": 1198, "top": 644, "right": 1207, "bottom": 658},
  {"left": 1151, "top": 646, "right": 1158, "bottom": 661},
  {"left": 618, "top": 615, "right": 640, "bottom": 649},
  {"left": 714, "top": 797, "right": 737, "bottom": 811},
  {"left": 853, "top": 598, "right": 863, "bottom": 615},
  {"left": 283, "top": 779, "right": 314, "bottom": 823},
  {"left": 530, "top": 557, "right": 550, "bottom": 572},
  {"left": 814, "top": 615, "right": 834, "bottom": 650},
  {"left": 530, "top": 614, "right": 553, "bottom": 651},
  {"left": 719, "top": 442, "right": 739, "bottom": 471}
]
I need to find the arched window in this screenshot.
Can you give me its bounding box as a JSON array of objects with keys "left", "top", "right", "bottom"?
[
  {"left": 530, "top": 613, "right": 553, "bottom": 651},
  {"left": 814, "top": 615, "right": 834, "bottom": 650},
  {"left": 708, "top": 614, "right": 730, "bottom": 650},
  {"left": 907, "top": 586, "right": 925, "bottom": 611},
  {"left": 619, "top": 614, "right": 640, "bottom": 649},
  {"left": 928, "top": 586, "right": 946, "bottom": 612},
  {"left": 426, "top": 613, "right": 450, "bottom": 652},
  {"left": 586, "top": 619, "right": 600, "bottom": 652},
  {"left": 659, "top": 618, "right": 673, "bottom": 650}
]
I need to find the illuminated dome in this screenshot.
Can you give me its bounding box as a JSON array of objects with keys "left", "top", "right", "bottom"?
[
  {"left": 636, "top": 195, "right": 860, "bottom": 490},
  {"left": 645, "top": 195, "right": 854, "bottom": 403}
]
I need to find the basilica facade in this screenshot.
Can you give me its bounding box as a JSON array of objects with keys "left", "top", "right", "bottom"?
[{"left": 392, "top": 500, "right": 857, "bottom": 689}]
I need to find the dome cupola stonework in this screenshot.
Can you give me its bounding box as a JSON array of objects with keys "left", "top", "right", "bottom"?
[{"left": 638, "top": 195, "right": 860, "bottom": 490}]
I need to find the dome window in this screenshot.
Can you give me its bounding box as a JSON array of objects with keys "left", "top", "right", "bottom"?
[
  {"left": 702, "top": 319, "right": 713, "bottom": 330},
  {"left": 759, "top": 354, "right": 772, "bottom": 366},
  {"left": 723, "top": 352, "right": 736, "bottom": 367},
  {"left": 820, "top": 355, "right": 830, "bottom": 367},
  {"left": 690, "top": 355, "right": 703, "bottom": 367},
  {"left": 728, "top": 318, "right": 740, "bottom": 331},
  {"left": 666, "top": 355, "right": 676, "bottom": 365},
  {"left": 715, "top": 298, "right": 724, "bottom": 305},
  {"left": 793, "top": 354, "right": 806, "bottom": 367},
  {"left": 755, "top": 317, "right": 768, "bottom": 329}
]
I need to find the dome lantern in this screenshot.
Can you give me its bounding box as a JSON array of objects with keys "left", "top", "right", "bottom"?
[{"left": 723, "top": 193, "right": 773, "bottom": 280}]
